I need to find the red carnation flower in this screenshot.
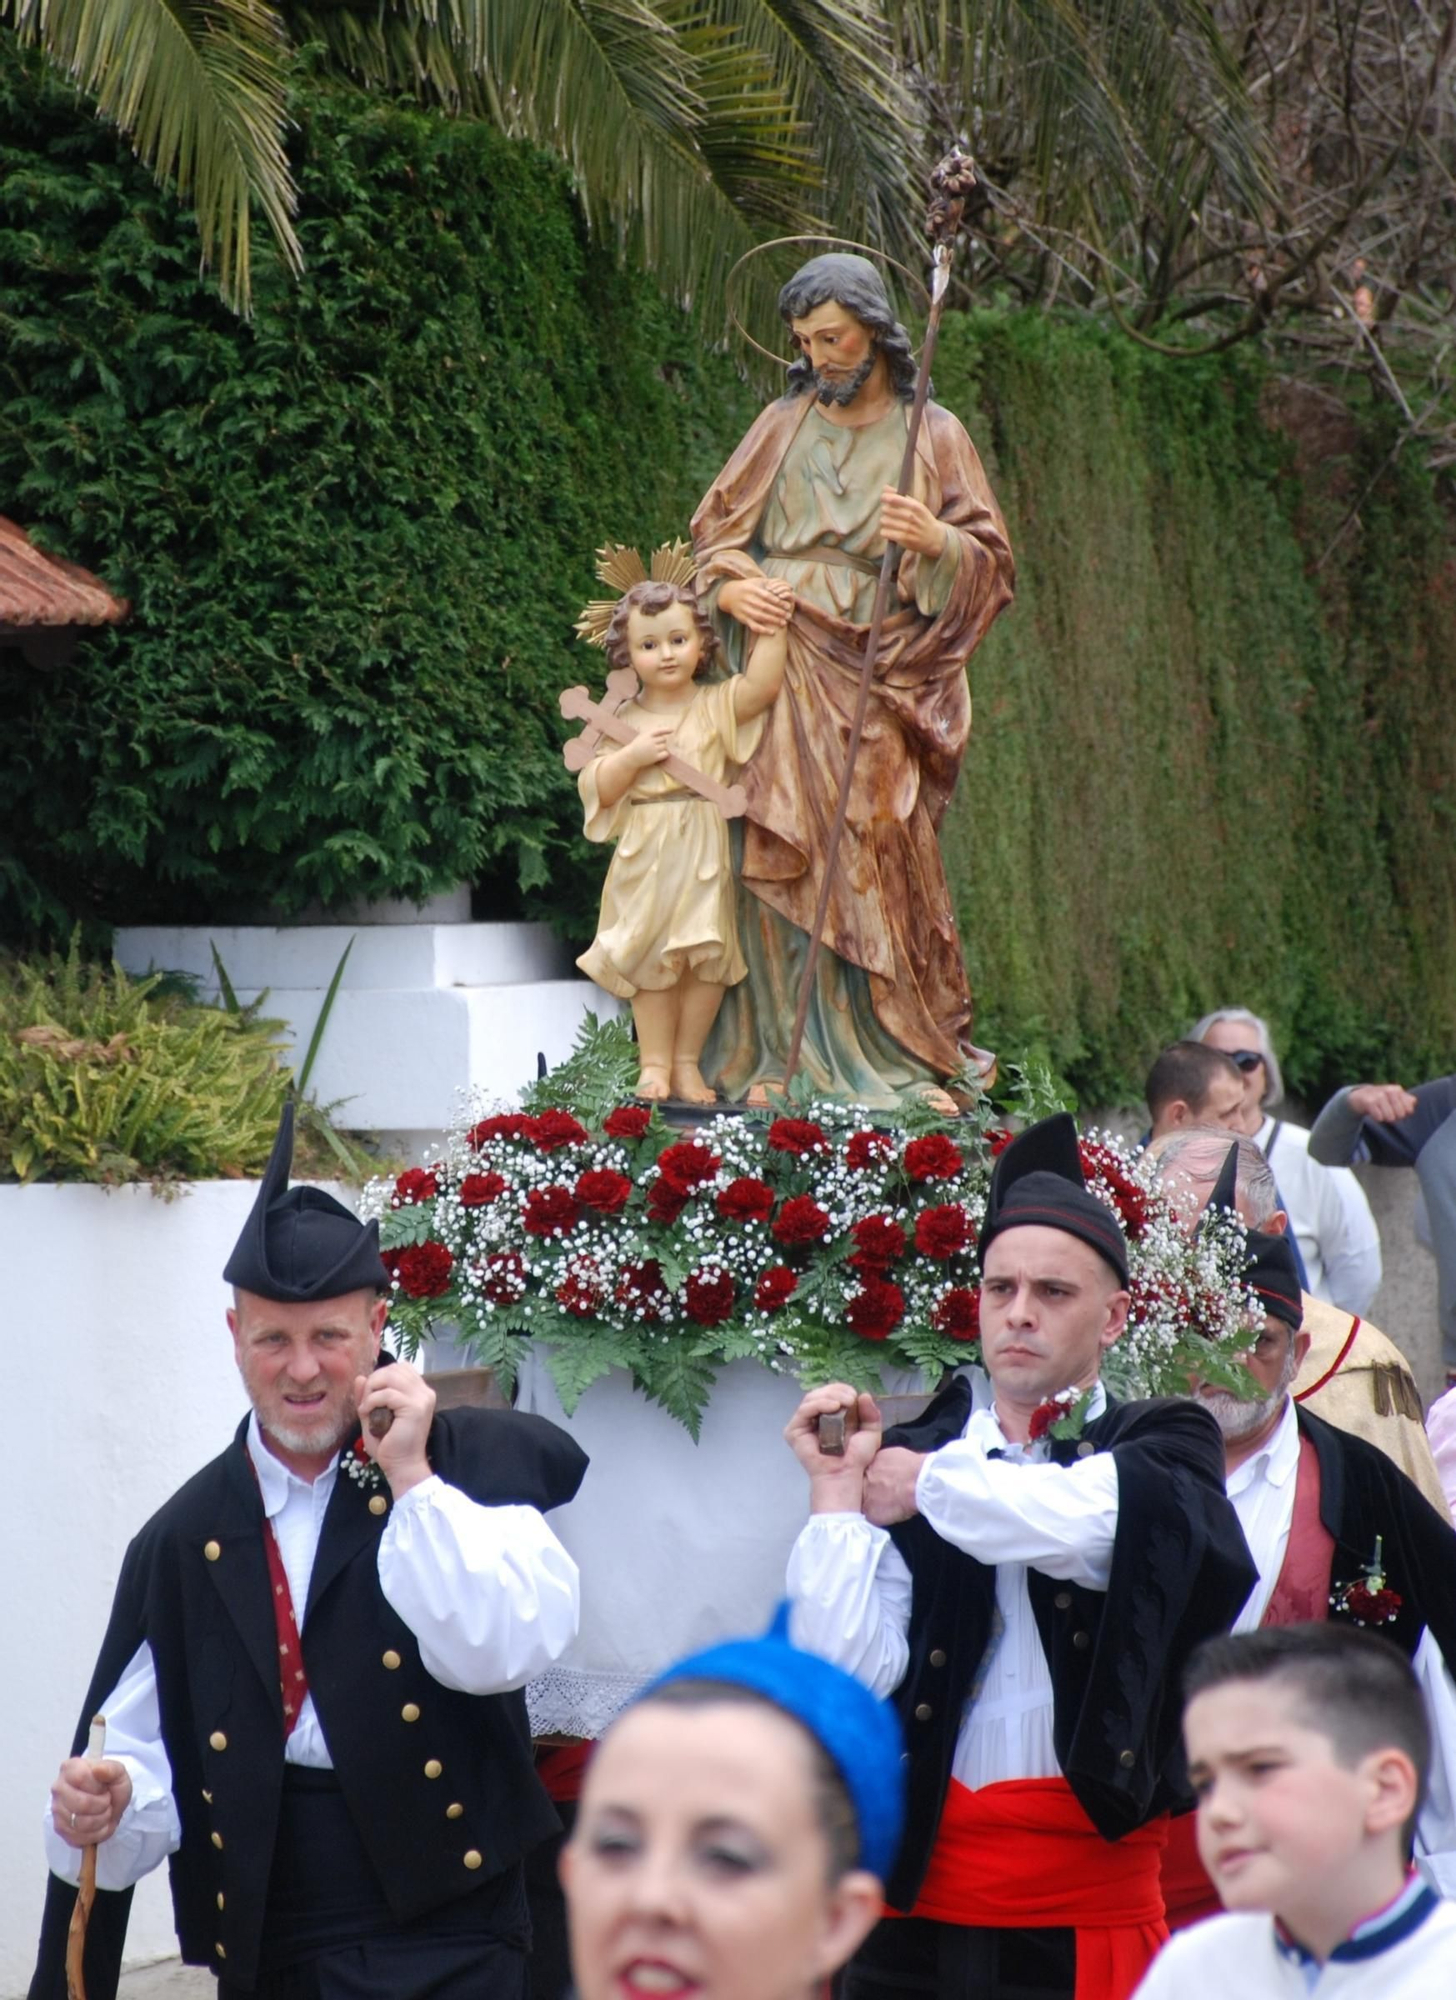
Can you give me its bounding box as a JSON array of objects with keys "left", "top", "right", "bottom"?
[
  {"left": 526, "top": 1109, "right": 589, "bottom": 1153},
  {"left": 523, "top": 1185, "right": 580, "bottom": 1237},
  {"left": 914, "top": 1202, "right": 972, "bottom": 1259},
  {"left": 754, "top": 1266, "right": 799, "bottom": 1312},
  {"left": 846, "top": 1129, "right": 895, "bottom": 1170},
  {"left": 986, "top": 1127, "right": 1016, "bottom": 1157},
  {"left": 767, "top": 1117, "right": 828, "bottom": 1158},
  {"left": 393, "top": 1167, "right": 438, "bottom": 1205},
  {"left": 646, "top": 1179, "right": 689, "bottom": 1225},
  {"left": 1343, "top": 1582, "right": 1403, "bottom": 1625},
  {"left": 656, "top": 1140, "right": 721, "bottom": 1193},
  {"left": 846, "top": 1276, "right": 905, "bottom": 1340},
  {"left": 555, "top": 1265, "right": 605, "bottom": 1319},
  {"left": 717, "top": 1176, "right": 776, "bottom": 1224},
  {"left": 603, "top": 1105, "right": 653, "bottom": 1140},
  {"left": 459, "top": 1171, "right": 506, "bottom": 1209},
  {"left": 1028, "top": 1391, "right": 1077, "bottom": 1442},
  {"left": 616, "top": 1260, "right": 668, "bottom": 1322},
  {"left": 684, "top": 1269, "right": 736, "bottom": 1326},
  {"left": 933, "top": 1288, "right": 980, "bottom": 1340},
  {"left": 480, "top": 1251, "right": 527, "bottom": 1304},
  {"left": 904, "top": 1133, "right": 963, "bottom": 1183},
  {"left": 849, "top": 1214, "right": 906, "bottom": 1271},
  {"left": 574, "top": 1169, "right": 634, "bottom": 1216},
  {"left": 467, "top": 1113, "right": 530, "bottom": 1148},
  {"left": 772, "top": 1194, "right": 831, "bottom": 1246},
  {"left": 393, "top": 1241, "right": 454, "bottom": 1299}
]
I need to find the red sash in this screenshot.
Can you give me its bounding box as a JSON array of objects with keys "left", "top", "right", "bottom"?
[
  {"left": 535, "top": 1739, "right": 593, "bottom": 1804},
  {"left": 1163, "top": 1437, "right": 1334, "bottom": 1929},
  {"left": 244, "top": 1448, "right": 311, "bottom": 1736},
  {"left": 889, "top": 1778, "right": 1168, "bottom": 2000}
]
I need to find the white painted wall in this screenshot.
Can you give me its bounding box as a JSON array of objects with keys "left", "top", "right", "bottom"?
[
  {"left": 112, "top": 922, "right": 620, "bottom": 1139},
  {"left": 3, "top": 1183, "right": 294, "bottom": 1996}
]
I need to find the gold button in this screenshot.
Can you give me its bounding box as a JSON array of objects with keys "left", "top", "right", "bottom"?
[
  {"left": 928, "top": 1648, "right": 947, "bottom": 1668},
  {"left": 1072, "top": 1630, "right": 1091, "bottom": 1651},
  {"left": 424, "top": 1759, "right": 443, "bottom": 1779},
  {"left": 914, "top": 1702, "right": 933, "bottom": 1722},
  {"left": 1076, "top": 1441, "right": 1096, "bottom": 1458},
  {"left": 209, "top": 1731, "right": 228, "bottom": 1752},
  {"left": 201, "top": 1790, "right": 212, "bottom": 1804},
  {"left": 216, "top": 1893, "right": 225, "bottom": 1911},
  {"left": 369, "top": 1494, "right": 388, "bottom": 1516},
  {"left": 1119, "top": 1749, "right": 1136, "bottom": 1769},
  {"left": 446, "top": 1802, "right": 464, "bottom": 1820},
  {"left": 1054, "top": 1591, "right": 1072, "bottom": 1611},
  {"left": 463, "top": 1850, "right": 483, "bottom": 1870},
  {"left": 204, "top": 1540, "right": 221, "bottom": 1562},
  {"left": 382, "top": 1650, "right": 401, "bottom": 1670},
  {"left": 211, "top": 1831, "right": 224, "bottom": 1849},
  {"left": 402, "top": 1703, "right": 421, "bottom": 1722},
  {"left": 215, "top": 1944, "right": 226, "bottom": 1960}
]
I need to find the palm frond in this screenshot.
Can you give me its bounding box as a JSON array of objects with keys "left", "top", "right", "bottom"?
[{"left": 6, "top": 0, "right": 300, "bottom": 311}]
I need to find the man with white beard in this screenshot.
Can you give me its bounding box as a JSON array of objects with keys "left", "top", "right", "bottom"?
[{"left": 1154, "top": 1151, "right": 1456, "bottom": 1928}]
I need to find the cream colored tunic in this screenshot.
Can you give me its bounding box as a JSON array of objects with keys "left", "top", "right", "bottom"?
[{"left": 577, "top": 680, "right": 765, "bottom": 999}]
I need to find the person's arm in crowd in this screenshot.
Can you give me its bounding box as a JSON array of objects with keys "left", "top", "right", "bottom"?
[
  {"left": 44, "top": 1643, "right": 181, "bottom": 1891},
  {"left": 1309, "top": 1083, "right": 1432, "bottom": 1168},
  {"left": 1412, "top": 1630, "right": 1456, "bottom": 1898},
  {"left": 365, "top": 1363, "right": 581, "bottom": 1694},
  {"left": 869, "top": 1434, "right": 1120, "bottom": 1591},
  {"left": 784, "top": 1385, "right": 912, "bottom": 1698},
  {"left": 1316, "top": 1165, "right": 1383, "bottom": 1319}
]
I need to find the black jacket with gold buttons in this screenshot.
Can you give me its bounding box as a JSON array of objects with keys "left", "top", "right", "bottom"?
[
  {"left": 880, "top": 1380, "right": 1256, "bottom": 1910},
  {"left": 31, "top": 1405, "right": 587, "bottom": 1999}
]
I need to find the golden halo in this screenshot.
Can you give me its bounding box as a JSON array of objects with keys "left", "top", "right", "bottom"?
[{"left": 726, "top": 235, "right": 932, "bottom": 368}]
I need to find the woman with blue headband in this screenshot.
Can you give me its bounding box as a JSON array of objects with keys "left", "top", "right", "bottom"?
[{"left": 561, "top": 1606, "right": 905, "bottom": 2000}]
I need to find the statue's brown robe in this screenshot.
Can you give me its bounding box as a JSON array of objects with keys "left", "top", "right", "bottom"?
[{"left": 691, "top": 392, "right": 1015, "bottom": 1087}]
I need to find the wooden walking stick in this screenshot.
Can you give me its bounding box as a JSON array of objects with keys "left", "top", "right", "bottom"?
[
  {"left": 65, "top": 1714, "right": 107, "bottom": 2000},
  {"left": 783, "top": 147, "right": 978, "bottom": 1092}
]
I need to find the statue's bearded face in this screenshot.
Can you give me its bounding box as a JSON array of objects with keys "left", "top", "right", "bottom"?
[{"left": 788, "top": 301, "right": 878, "bottom": 407}]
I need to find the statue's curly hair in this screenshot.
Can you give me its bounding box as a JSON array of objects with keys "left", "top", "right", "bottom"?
[
  {"left": 603, "top": 581, "right": 720, "bottom": 679},
  {"left": 779, "top": 254, "right": 919, "bottom": 402}
]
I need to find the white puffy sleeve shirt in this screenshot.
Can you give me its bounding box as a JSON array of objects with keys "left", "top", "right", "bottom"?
[{"left": 788, "top": 1373, "right": 1119, "bottom": 1788}]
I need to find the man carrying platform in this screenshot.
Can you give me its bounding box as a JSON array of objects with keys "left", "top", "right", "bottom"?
[
  {"left": 784, "top": 1113, "right": 1256, "bottom": 2000},
  {"left": 33, "top": 1103, "right": 587, "bottom": 2000}
]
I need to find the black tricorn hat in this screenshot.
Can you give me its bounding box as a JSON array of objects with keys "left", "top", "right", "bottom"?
[
  {"left": 223, "top": 1101, "right": 386, "bottom": 1303},
  {"left": 1244, "top": 1225, "right": 1304, "bottom": 1332},
  {"left": 978, "top": 1112, "right": 1130, "bottom": 1288}
]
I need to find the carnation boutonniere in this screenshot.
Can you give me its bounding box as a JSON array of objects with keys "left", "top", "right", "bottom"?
[
  {"left": 343, "top": 1435, "right": 384, "bottom": 1493},
  {"left": 1330, "top": 1535, "right": 1403, "bottom": 1627},
  {"left": 1027, "top": 1387, "right": 1094, "bottom": 1445}
]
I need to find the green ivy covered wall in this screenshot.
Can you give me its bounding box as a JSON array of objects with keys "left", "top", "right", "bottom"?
[{"left": 3, "top": 45, "right": 1452, "bottom": 1105}]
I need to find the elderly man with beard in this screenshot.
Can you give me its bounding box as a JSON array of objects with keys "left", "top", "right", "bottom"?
[
  {"left": 691, "top": 253, "right": 1015, "bottom": 1109},
  {"left": 33, "top": 1105, "right": 586, "bottom": 2000},
  {"left": 1153, "top": 1128, "right": 1445, "bottom": 1513},
  {"left": 1156, "top": 1159, "right": 1456, "bottom": 1928}
]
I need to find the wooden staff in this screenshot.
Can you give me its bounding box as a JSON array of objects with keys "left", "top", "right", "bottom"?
[
  {"left": 65, "top": 1714, "right": 107, "bottom": 2000},
  {"left": 783, "top": 148, "right": 978, "bottom": 1090}
]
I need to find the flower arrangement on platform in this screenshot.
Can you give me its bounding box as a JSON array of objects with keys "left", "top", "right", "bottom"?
[{"left": 364, "top": 1024, "right": 1262, "bottom": 1435}]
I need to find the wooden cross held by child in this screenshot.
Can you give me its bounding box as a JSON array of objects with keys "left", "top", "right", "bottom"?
[{"left": 560, "top": 674, "right": 748, "bottom": 819}]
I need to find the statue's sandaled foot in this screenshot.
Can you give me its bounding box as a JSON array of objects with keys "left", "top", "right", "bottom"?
[
  {"left": 670, "top": 1062, "right": 718, "bottom": 1107},
  {"left": 915, "top": 1085, "right": 961, "bottom": 1117},
  {"left": 745, "top": 1080, "right": 783, "bottom": 1110},
  {"left": 635, "top": 1066, "right": 672, "bottom": 1100}
]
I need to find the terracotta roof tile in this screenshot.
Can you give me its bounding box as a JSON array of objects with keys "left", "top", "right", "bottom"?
[{"left": 0, "top": 516, "right": 129, "bottom": 629}]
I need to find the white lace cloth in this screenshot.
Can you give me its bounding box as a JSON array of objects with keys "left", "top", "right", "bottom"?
[{"left": 516, "top": 1354, "right": 924, "bottom": 1737}]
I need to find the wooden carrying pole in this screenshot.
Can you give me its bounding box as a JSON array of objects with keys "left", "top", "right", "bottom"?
[
  {"left": 782, "top": 148, "right": 977, "bottom": 1092},
  {"left": 65, "top": 1714, "right": 107, "bottom": 2000}
]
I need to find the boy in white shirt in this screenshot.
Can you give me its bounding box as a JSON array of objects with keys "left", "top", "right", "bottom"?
[{"left": 1136, "top": 1625, "right": 1456, "bottom": 1995}]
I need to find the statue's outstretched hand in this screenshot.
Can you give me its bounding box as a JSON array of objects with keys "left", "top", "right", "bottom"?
[{"left": 720, "top": 576, "right": 794, "bottom": 635}]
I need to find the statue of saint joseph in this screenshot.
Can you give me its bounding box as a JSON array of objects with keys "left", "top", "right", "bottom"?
[{"left": 692, "top": 254, "right": 1015, "bottom": 1109}]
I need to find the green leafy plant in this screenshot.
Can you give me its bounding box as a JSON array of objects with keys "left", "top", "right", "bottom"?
[{"left": 0, "top": 936, "right": 291, "bottom": 1184}]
